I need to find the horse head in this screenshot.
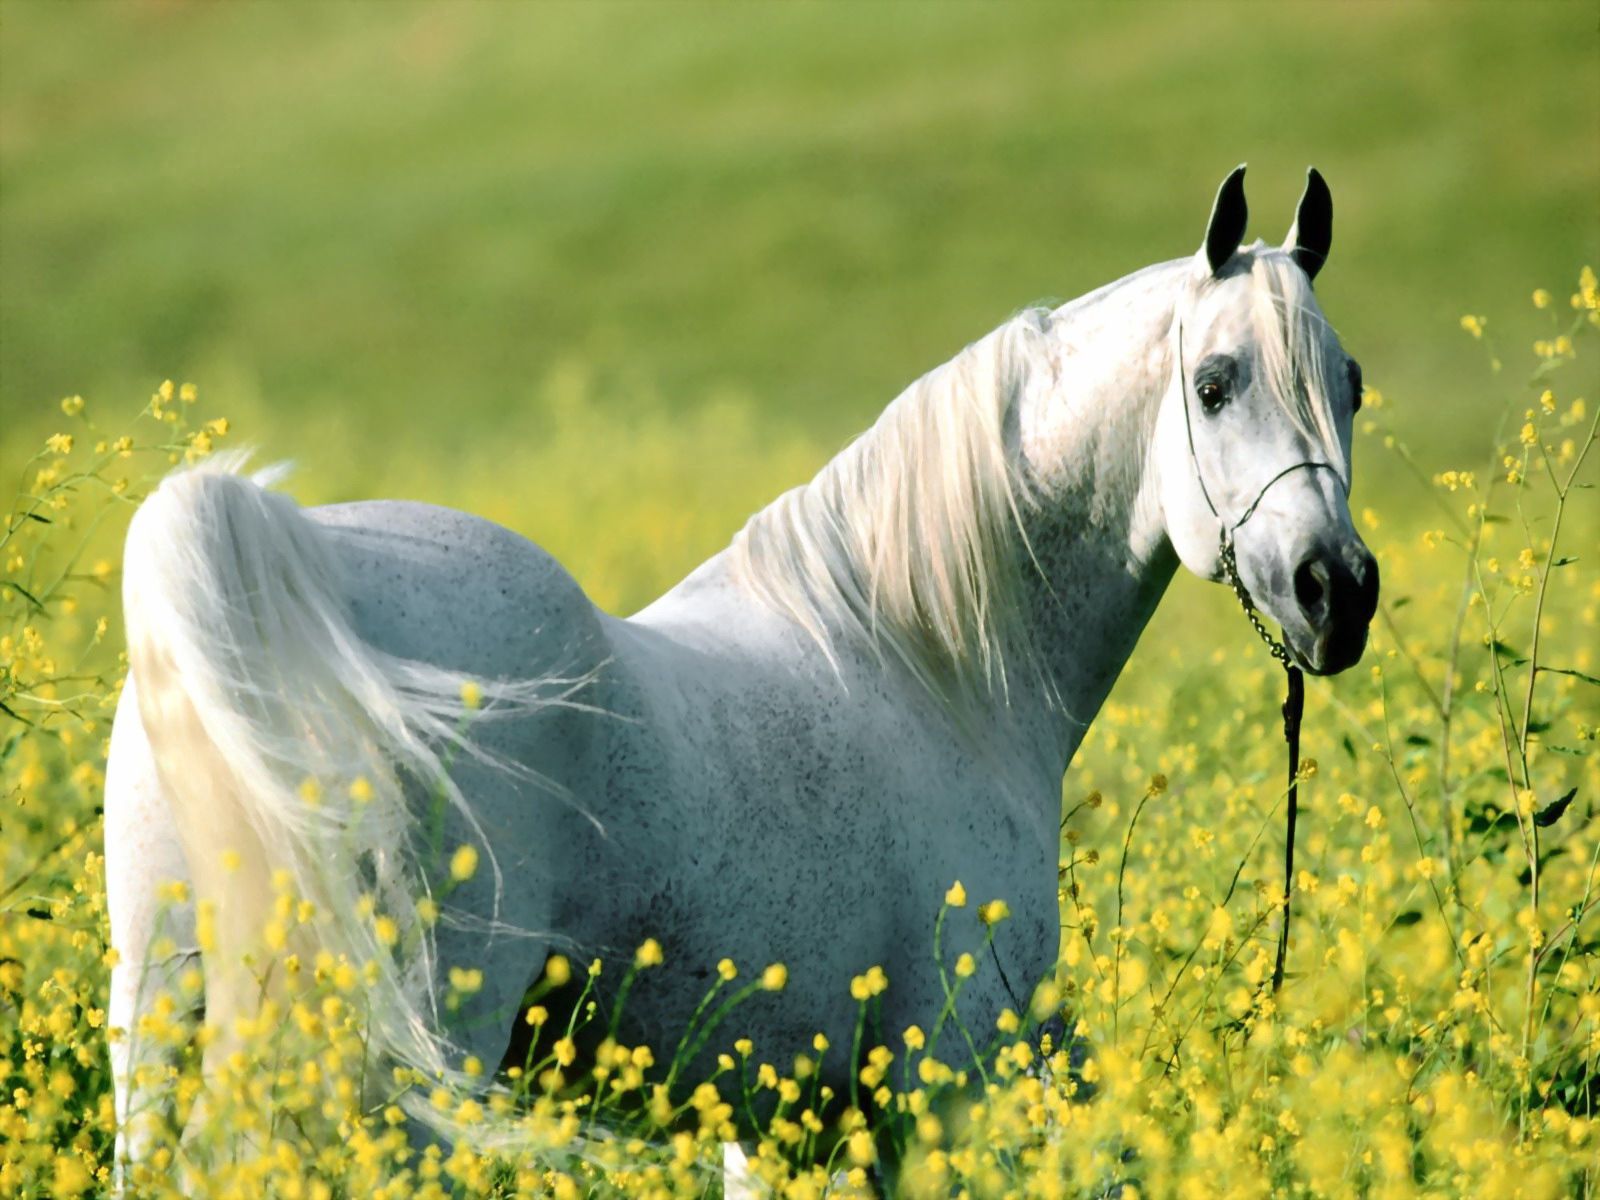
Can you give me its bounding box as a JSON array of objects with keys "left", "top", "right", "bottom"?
[{"left": 1153, "top": 165, "right": 1378, "bottom": 675}]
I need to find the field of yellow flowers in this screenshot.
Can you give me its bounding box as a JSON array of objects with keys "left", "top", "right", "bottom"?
[{"left": 1, "top": 273, "right": 1597, "bottom": 1198}]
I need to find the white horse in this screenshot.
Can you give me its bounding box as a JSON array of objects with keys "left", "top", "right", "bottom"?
[{"left": 105, "top": 165, "right": 1376, "bottom": 1186}]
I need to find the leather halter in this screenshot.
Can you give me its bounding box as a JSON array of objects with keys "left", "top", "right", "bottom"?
[{"left": 1175, "top": 320, "right": 1348, "bottom": 575}]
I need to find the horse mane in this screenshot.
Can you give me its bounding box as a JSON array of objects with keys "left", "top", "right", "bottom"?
[
  {"left": 730, "top": 308, "right": 1055, "bottom": 714},
  {"left": 731, "top": 249, "right": 1345, "bottom": 716}
]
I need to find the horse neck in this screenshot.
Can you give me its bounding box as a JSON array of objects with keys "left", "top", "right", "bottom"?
[{"left": 1007, "top": 263, "right": 1185, "bottom": 771}]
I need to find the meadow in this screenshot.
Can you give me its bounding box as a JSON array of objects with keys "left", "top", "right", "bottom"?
[{"left": 2, "top": 3, "right": 1598, "bottom": 1197}]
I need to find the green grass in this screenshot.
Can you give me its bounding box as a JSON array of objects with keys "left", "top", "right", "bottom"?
[{"left": 3, "top": 0, "right": 1597, "bottom": 541}]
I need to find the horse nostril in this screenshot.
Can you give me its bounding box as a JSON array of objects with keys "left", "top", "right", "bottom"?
[
  {"left": 1294, "top": 558, "right": 1330, "bottom": 620},
  {"left": 1352, "top": 550, "right": 1380, "bottom": 621}
]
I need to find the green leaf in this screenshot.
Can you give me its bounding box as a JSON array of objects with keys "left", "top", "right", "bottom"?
[
  {"left": 1466, "top": 805, "right": 1517, "bottom": 835},
  {"left": 1491, "top": 638, "right": 1524, "bottom": 661},
  {"left": 7, "top": 583, "right": 45, "bottom": 614},
  {"left": 1534, "top": 787, "right": 1577, "bottom": 829}
]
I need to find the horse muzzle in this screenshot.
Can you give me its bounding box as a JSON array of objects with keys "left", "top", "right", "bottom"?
[{"left": 1286, "top": 544, "right": 1379, "bottom": 675}]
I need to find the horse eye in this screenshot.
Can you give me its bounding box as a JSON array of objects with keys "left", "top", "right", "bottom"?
[{"left": 1197, "top": 381, "right": 1227, "bottom": 413}]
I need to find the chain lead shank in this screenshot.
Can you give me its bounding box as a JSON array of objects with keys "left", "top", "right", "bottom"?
[{"left": 1216, "top": 530, "right": 1305, "bottom": 995}]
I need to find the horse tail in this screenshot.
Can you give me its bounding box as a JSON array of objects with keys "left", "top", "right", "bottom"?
[{"left": 121, "top": 454, "right": 528, "bottom": 1098}]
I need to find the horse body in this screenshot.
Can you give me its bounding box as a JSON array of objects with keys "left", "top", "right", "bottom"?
[{"left": 106, "top": 168, "right": 1377, "bottom": 1182}]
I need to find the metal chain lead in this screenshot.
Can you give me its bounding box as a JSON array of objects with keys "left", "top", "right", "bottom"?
[
  {"left": 1216, "top": 529, "right": 1304, "bottom": 995},
  {"left": 1218, "top": 532, "right": 1293, "bottom": 667}
]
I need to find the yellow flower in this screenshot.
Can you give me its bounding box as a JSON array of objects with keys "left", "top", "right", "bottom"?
[
  {"left": 1520, "top": 423, "right": 1538, "bottom": 446},
  {"left": 717, "top": 958, "right": 737, "bottom": 981},
  {"left": 449, "top": 966, "right": 484, "bottom": 994},
  {"left": 459, "top": 679, "right": 483, "bottom": 710},
  {"left": 374, "top": 916, "right": 399, "bottom": 947},
  {"left": 158, "top": 880, "right": 189, "bottom": 904},
  {"left": 847, "top": 1129, "right": 876, "bottom": 1166},
  {"left": 813, "top": 1033, "right": 829, "bottom": 1053},
  {"left": 348, "top": 776, "right": 374, "bottom": 805},
  {"left": 544, "top": 954, "right": 571, "bottom": 986},
  {"left": 954, "top": 953, "right": 976, "bottom": 979},
  {"left": 979, "top": 899, "right": 1011, "bottom": 926},
  {"left": 635, "top": 938, "right": 664, "bottom": 968},
  {"left": 59, "top": 394, "right": 84, "bottom": 416},
  {"left": 449, "top": 843, "right": 479, "bottom": 882},
  {"left": 45, "top": 433, "right": 73, "bottom": 455},
  {"left": 1460, "top": 314, "right": 1485, "bottom": 339},
  {"left": 761, "top": 963, "right": 788, "bottom": 991},
  {"left": 944, "top": 880, "right": 967, "bottom": 908},
  {"left": 1533, "top": 288, "right": 1552, "bottom": 309},
  {"left": 903, "top": 1024, "right": 925, "bottom": 1050}
]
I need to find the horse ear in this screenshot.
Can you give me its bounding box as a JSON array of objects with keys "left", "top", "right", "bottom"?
[
  {"left": 1201, "top": 164, "right": 1249, "bottom": 276},
  {"left": 1284, "top": 167, "right": 1333, "bottom": 281}
]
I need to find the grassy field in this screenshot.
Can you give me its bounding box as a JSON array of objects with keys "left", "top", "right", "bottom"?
[
  {"left": 2, "top": 2, "right": 1599, "bottom": 1196},
  {"left": 4, "top": 2, "right": 1598, "bottom": 512}
]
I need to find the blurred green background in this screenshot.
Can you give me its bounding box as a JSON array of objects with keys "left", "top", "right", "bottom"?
[{"left": 2, "top": 0, "right": 1597, "bottom": 614}]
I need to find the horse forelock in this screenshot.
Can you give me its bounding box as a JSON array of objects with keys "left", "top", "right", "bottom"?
[
  {"left": 730, "top": 308, "right": 1056, "bottom": 714},
  {"left": 1241, "top": 248, "right": 1349, "bottom": 480}
]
